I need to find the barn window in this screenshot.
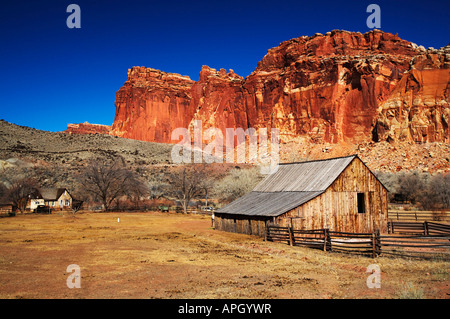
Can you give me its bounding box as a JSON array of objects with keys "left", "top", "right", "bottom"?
[{"left": 357, "top": 193, "right": 365, "bottom": 214}]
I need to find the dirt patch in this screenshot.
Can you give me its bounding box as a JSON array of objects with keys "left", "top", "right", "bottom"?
[{"left": 0, "top": 212, "right": 448, "bottom": 299}]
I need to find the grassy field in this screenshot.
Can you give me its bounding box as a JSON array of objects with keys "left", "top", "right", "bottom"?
[{"left": 0, "top": 211, "right": 448, "bottom": 299}]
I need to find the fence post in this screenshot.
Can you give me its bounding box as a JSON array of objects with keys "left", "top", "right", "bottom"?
[
  {"left": 288, "top": 226, "right": 294, "bottom": 246},
  {"left": 264, "top": 221, "right": 268, "bottom": 241},
  {"left": 377, "top": 230, "right": 381, "bottom": 256},
  {"left": 323, "top": 229, "right": 329, "bottom": 252},
  {"left": 372, "top": 231, "right": 380, "bottom": 258},
  {"left": 424, "top": 221, "right": 429, "bottom": 236}
]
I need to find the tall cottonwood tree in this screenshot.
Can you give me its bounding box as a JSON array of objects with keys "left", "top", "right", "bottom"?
[
  {"left": 5, "top": 177, "right": 38, "bottom": 212},
  {"left": 168, "top": 164, "right": 209, "bottom": 214},
  {"left": 80, "top": 160, "right": 147, "bottom": 211}
]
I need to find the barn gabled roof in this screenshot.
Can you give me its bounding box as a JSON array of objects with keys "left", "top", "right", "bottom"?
[
  {"left": 216, "top": 155, "right": 375, "bottom": 217},
  {"left": 216, "top": 191, "right": 324, "bottom": 217},
  {"left": 253, "top": 155, "right": 356, "bottom": 192}
]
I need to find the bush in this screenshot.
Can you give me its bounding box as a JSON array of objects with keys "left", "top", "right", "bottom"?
[
  {"left": 398, "top": 282, "right": 424, "bottom": 299},
  {"left": 374, "top": 170, "right": 450, "bottom": 210},
  {"left": 213, "top": 166, "right": 264, "bottom": 203}
]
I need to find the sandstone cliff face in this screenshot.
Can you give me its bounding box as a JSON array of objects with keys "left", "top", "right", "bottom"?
[
  {"left": 242, "top": 30, "right": 420, "bottom": 144},
  {"left": 374, "top": 45, "right": 450, "bottom": 143},
  {"left": 189, "top": 66, "right": 246, "bottom": 146},
  {"left": 111, "top": 30, "right": 449, "bottom": 146},
  {"left": 64, "top": 122, "right": 112, "bottom": 135},
  {"left": 112, "top": 67, "right": 195, "bottom": 142}
]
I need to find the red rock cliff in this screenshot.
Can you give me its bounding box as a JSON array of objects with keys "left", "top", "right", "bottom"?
[
  {"left": 374, "top": 45, "right": 450, "bottom": 143},
  {"left": 64, "top": 122, "right": 112, "bottom": 135},
  {"left": 111, "top": 30, "right": 449, "bottom": 145},
  {"left": 113, "top": 67, "right": 195, "bottom": 142}
]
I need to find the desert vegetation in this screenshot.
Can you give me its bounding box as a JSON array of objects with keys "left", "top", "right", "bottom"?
[
  {"left": 375, "top": 170, "right": 450, "bottom": 210},
  {"left": 78, "top": 159, "right": 148, "bottom": 211},
  {"left": 0, "top": 120, "right": 449, "bottom": 213},
  {"left": 1, "top": 158, "right": 449, "bottom": 214}
]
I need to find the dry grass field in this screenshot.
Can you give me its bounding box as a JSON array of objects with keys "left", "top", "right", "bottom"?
[{"left": 0, "top": 211, "right": 448, "bottom": 299}]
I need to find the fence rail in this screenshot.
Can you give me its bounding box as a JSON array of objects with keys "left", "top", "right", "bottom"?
[
  {"left": 329, "top": 231, "right": 379, "bottom": 258},
  {"left": 379, "top": 235, "right": 450, "bottom": 260},
  {"left": 265, "top": 223, "right": 450, "bottom": 260},
  {"left": 388, "top": 210, "right": 450, "bottom": 222},
  {"left": 265, "top": 225, "right": 291, "bottom": 244},
  {"left": 292, "top": 229, "right": 328, "bottom": 250},
  {"left": 388, "top": 221, "right": 450, "bottom": 236}
]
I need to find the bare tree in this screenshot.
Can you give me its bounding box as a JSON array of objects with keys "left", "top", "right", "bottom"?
[
  {"left": 168, "top": 164, "right": 209, "bottom": 214},
  {"left": 5, "top": 177, "right": 38, "bottom": 212},
  {"left": 397, "top": 171, "right": 427, "bottom": 204},
  {"left": 0, "top": 182, "right": 8, "bottom": 203},
  {"left": 417, "top": 173, "right": 450, "bottom": 210},
  {"left": 71, "top": 200, "right": 83, "bottom": 214},
  {"left": 79, "top": 160, "right": 140, "bottom": 211},
  {"left": 125, "top": 172, "right": 149, "bottom": 210}
]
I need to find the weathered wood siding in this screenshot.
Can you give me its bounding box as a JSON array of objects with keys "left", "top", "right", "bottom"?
[
  {"left": 214, "top": 213, "right": 270, "bottom": 237},
  {"left": 276, "top": 158, "right": 388, "bottom": 233}
]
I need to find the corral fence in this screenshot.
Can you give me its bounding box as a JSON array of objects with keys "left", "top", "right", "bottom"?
[
  {"left": 378, "top": 235, "right": 450, "bottom": 259},
  {"left": 388, "top": 210, "right": 450, "bottom": 222},
  {"left": 265, "top": 223, "right": 450, "bottom": 260},
  {"left": 388, "top": 221, "right": 450, "bottom": 236}
]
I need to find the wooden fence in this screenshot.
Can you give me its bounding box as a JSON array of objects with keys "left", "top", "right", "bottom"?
[
  {"left": 379, "top": 235, "right": 450, "bottom": 260},
  {"left": 265, "top": 224, "right": 450, "bottom": 260},
  {"left": 388, "top": 210, "right": 450, "bottom": 222},
  {"left": 265, "top": 225, "right": 378, "bottom": 257},
  {"left": 328, "top": 231, "right": 379, "bottom": 258},
  {"left": 388, "top": 221, "right": 450, "bottom": 236}
]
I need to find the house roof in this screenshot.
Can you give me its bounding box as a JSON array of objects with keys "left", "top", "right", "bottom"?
[
  {"left": 37, "top": 188, "right": 70, "bottom": 201},
  {"left": 216, "top": 155, "right": 367, "bottom": 217}
]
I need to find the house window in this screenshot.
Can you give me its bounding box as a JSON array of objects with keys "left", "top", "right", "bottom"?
[{"left": 357, "top": 193, "right": 365, "bottom": 214}]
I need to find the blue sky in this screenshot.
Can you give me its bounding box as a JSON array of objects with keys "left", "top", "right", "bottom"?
[{"left": 0, "top": 0, "right": 449, "bottom": 132}]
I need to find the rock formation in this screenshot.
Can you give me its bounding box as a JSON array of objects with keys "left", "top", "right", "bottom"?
[
  {"left": 112, "top": 68, "right": 195, "bottom": 142},
  {"left": 111, "top": 30, "right": 449, "bottom": 146},
  {"left": 374, "top": 45, "right": 450, "bottom": 143},
  {"left": 64, "top": 122, "right": 112, "bottom": 135}
]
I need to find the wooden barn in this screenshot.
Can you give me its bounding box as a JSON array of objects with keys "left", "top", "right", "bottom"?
[{"left": 214, "top": 155, "right": 388, "bottom": 236}]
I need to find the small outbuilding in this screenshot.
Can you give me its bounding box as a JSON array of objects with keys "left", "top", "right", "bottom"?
[{"left": 214, "top": 155, "right": 388, "bottom": 236}]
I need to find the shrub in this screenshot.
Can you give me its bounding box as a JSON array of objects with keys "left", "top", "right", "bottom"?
[
  {"left": 213, "top": 166, "right": 263, "bottom": 203},
  {"left": 398, "top": 282, "right": 424, "bottom": 299}
]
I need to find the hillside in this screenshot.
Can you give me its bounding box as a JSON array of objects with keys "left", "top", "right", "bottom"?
[
  {"left": 0, "top": 120, "right": 174, "bottom": 169},
  {"left": 1, "top": 120, "right": 449, "bottom": 175}
]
